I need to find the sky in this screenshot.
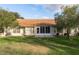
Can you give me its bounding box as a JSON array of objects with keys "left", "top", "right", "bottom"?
[{"left": 0, "top": 4, "right": 62, "bottom": 19}]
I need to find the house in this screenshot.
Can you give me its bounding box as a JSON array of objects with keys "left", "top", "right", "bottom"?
[
  {"left": 0, "top": 19, "right": 78, "bottom": 37},
  {"left": 0, "top": 19, "right": 57, "bottom": 37},
  {"left": 61, "top": 28, "right": 79, "bottom": 36}
]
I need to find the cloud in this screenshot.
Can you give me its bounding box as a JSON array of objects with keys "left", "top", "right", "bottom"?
[
  {"left": 41, "top": 4, "right": 75, "bottom": 12},
  {"left": 40, "top": 4, "right": 62, "bottom": 13},
  {"left": 25, "top": 4, "right": 76, "bottom": 19},
  {"left": 31, "top": 4, "right": 62, "bottom": 18},
  {"left": 32, "top": 4, "right": 61, "bottom": 12}
]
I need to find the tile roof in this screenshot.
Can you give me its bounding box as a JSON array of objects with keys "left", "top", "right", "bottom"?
[{"left": 17, "top": 19, "right": 56, "bottom": 27}]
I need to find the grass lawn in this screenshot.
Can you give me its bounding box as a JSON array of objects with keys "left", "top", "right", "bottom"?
[{"left": 0, "top": 36, "right": 79, "bottom": 55}]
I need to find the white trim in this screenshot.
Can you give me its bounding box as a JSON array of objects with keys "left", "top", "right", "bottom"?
[{"left": 35, "top": 25, "right": 56, "bottom": 37}]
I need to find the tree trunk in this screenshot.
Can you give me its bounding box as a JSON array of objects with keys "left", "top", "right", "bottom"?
[
  {"left": 5, "top": 28, "right": 7, "bottom": 36},
  {"left": 67, "top": 28, "right": 70, "bottom": 39},
  {"left": 5, "top": 27, "right": 8, "bottom": 36},
  {"left": 23, "top": 27, "right": 25, "bottom": 36}
]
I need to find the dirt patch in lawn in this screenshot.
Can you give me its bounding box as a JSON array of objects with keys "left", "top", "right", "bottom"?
[{"left": 0, "top": 42, "right": 50, "bottom": 54}]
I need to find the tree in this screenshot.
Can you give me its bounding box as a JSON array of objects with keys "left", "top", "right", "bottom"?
[
  {"left": 0, "top": 8, "right": 22, "bottom": 36},
  {"left": 55, "top": 5, "right": 79, "bottom": 38},
  {"left": 10, "top": 12, "right": 24, "bottom": 19}
]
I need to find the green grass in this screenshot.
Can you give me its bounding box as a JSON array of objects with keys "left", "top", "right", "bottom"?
[{"left": 0, "top": 36, "right": 79, "bottom": 54}]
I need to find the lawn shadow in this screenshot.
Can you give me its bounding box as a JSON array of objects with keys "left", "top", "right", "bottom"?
[{"left": 1, "top": 36, "right": 79, "bottom": 55}]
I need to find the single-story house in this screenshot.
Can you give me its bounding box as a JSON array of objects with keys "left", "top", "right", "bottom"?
[
  {"left": 0, "top": 19, "right": 57, "bottom": 37},
  {"left": 0, "top": 19, "right": 78, "bottom": 37}
]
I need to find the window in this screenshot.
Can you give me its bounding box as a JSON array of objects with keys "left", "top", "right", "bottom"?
[
  {"left": 37, "top": 26, "right": 50, "bottom": 34},
  {"left": 37, "top": 28, "right": 39, "bottom": 33},
  {"left": 13, "top": 28, "right": 20, "bottom": 33},
  {"left": 46, "top": 26, "right": 50, "bottom": 33},
  {"left": 40, "top": 26, "right": 45, "bottom": 33}
]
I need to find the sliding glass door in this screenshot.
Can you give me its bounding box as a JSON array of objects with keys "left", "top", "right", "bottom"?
[{"left": 36, "top": 26, "right": 50, "bottom": 34}]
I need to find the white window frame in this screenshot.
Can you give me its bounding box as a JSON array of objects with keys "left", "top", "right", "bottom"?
[{"left": 36, "top": 26, "right": 50, "bottom": 34}]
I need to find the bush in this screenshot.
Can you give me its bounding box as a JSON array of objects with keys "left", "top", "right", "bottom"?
[
  {"left": 56, "top": 33, "right": 59, "bottom": 36},
  {"left": 64, "top": 33, "right": 67, "bottom": 36}
]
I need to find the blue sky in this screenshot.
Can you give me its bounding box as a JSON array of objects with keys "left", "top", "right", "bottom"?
[{"left": 0, "top": 4, "right": 61, "bottom": 19}]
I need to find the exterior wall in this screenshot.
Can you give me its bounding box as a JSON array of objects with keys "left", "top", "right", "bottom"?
[
  {"left": 1, "top": 27, "right": 34, "bottom": 36},
  {"left": 50, "top": 26, "right": 57, "bottom": 35},
  {"left": 69, "top": 28, "right": 75, "bottom": 36},
  {"left": 24, "top": 27, "right": 34, "bottom": 35},
  {"left": 0, "top": 26, "right": 56, "bottom": 37},
  {"left": 0, "top": 33, "right": 5, "bottom": 36},
  {"left": 9, "top": 27, "right": 79, "bottom": 37},
  {"left": 1, "top": 27, "right": 11, "bottom": 36},
  {"left": 10, "top": 28, "right": 23, "bottom": 36},
  {"left": 62, "top": 28, "right": 78, "bottom": 36},
  {"left": 70, "top": 28, "right": 79, "bottom": 36},
  {"left": 60, "top": 28, "right": 67, "bottom": 35}
]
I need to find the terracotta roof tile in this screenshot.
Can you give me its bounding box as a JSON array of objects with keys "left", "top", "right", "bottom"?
[{"left": 17, "top": 19, "right": 56, "bottom": 27}]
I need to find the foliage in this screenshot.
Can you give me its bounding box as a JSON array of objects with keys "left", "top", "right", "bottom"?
[
  {"left": 55, "top": 5, "right": 79, "bottom": 37},
  {"left": 0, "top": 8, "right": 23, "bottom": 35}
]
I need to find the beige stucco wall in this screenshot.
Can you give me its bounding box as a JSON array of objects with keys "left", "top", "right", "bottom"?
[
  {"left": 10, "top": 28, "right": 23, "bottom": 36},
  {"left": 70, "top": 27, "right": 79, "bottom": 36},
  {"left": 24, "top": 27, "right": 34, "bottom": 35},
  {"left": 62, "top": 27, "right": 79, "bottom": 36},
  {"left": 0, "top": 26, "right": 56, "bottom": 37}
]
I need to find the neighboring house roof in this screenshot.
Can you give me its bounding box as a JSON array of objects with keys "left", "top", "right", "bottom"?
[{"left": 17, "top": 19, "right": 56, "bottom": 27}]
